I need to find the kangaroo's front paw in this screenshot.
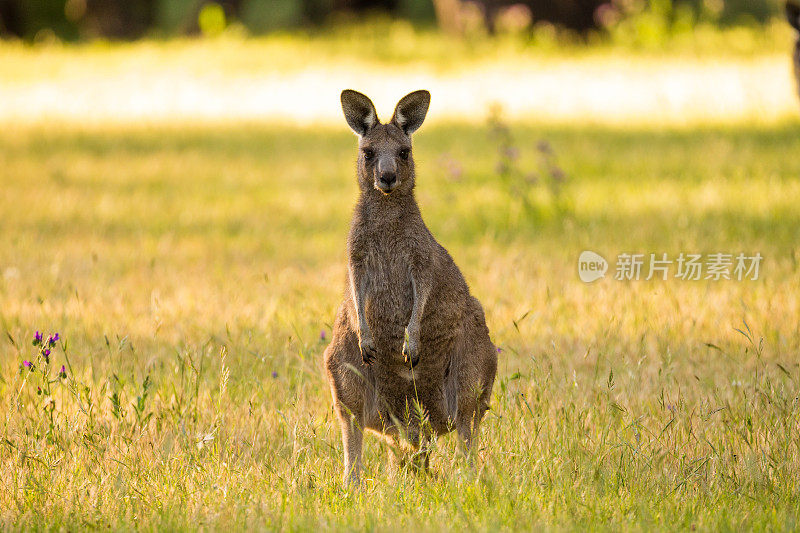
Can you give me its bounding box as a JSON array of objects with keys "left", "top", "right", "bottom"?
[
  {"left": 359, "top": 336, "right": 377, "bottom": 366},
  {"left": 403, "top": 337, "right": 420, "bottom": 368}
]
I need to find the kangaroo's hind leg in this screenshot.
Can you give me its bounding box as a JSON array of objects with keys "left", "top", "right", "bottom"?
[
  {"left": 456, "top": 394, "right": 482, "bottom": 460},
  {"left": 338, "top": 406, "right": 364, "bottom": 486},
  {"left": 324, "top": 305, "right": 369, "bottom": 486},
  {"left": 456, "top": 298, "right": 497, "bottom": 463}
]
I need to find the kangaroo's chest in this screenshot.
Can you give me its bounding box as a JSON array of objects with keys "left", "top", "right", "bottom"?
[{"left": 362, "top": 242, "right": 413, "bottom": 322}]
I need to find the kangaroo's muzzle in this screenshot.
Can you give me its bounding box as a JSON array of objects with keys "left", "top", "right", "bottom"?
[
  {"left": 376, "top": 171, "right": 398, "bottom": 193},
  {"left": 376, "top": 158, "right": 399, "bottom": 193}
]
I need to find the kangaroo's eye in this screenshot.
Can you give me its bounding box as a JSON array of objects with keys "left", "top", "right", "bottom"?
[
  {"left": 362, "top": 148, "right": 375, "bottom": 161},
  {"left": 399, "top": 148, "right": 410, "bottom": 161}
]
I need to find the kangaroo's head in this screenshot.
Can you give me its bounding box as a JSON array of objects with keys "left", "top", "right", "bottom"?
[{"left": 340, "top": 89, "right": 430, "bottom": 196}]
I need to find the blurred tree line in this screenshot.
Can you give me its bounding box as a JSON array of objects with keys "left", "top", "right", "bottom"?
[{"left": 0, "top": 0, "right": 783, "bottom": 41}]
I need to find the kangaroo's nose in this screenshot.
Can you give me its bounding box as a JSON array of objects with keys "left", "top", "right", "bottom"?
[{"left": 378, "top": 172, "right": 397, "bottom": 190}]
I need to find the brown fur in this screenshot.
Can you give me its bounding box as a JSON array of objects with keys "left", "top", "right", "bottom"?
[{"left": 324, "top": 90, "right": 498, "bottom": 485}]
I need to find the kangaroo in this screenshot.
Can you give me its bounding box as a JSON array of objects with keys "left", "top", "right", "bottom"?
[
  {"left": 788, "top": 2, "right": 800, "bottom": 100},
  {"left": 324, "top": 89, "right": 498, "bottom": 485}
]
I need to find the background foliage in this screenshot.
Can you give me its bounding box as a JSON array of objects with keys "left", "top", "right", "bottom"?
[{"left": 0, "top": 0, "right": 787, "bottom": 41}]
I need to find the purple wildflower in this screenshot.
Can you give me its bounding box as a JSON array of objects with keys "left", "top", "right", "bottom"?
[
  {"left": 37, "top": 386, "right": 42, "bottom": 395},
  {"left": 503, "top": 146, "right": 520, "bottom": 160},
  {"left": 448, "top": 163, "right": 463, "bottom": 182},
  {"left": 496, "top": 347, "right": 503, "bottom": 354},
  {"left": 23, "top": 360, "right": 32, "bottom": 369},
  {"left": 320, "top": 330, "right": 326, "bottom": 341},
  {"left": 536, "top": 140, "right": 553, "bottom": 154},
  {"left": 271, "top": 371, "right": 278, "bottom": 379},
  {"left": 43, "top": 348, "right": 51, "bottom": 362},
  {"left": 59, "top": 365, "right": 67, "bottom": 379},
  {"left": 33, "top": 331, "right": 43, "bottom": 346},
  {"left": 48, "top": 333, "right": 59, "bottom": 346},
  {"left": 550, "top": 167, "right": 565, "bottom": 182}
]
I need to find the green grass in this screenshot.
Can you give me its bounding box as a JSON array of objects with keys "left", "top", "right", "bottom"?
[{"left": 1, "top": 118, "right": 800, "bottom": 530}]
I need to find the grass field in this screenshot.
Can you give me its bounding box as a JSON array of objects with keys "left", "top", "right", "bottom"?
[
  {"left": 2, "top": 19, "right": 800, "bottom": 529},
  {"left": 2, "top": 115, "right": 800, "bottom": 530}
]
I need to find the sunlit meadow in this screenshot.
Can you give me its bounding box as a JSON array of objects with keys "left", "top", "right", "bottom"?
[{"left": 1, "top": 25, "right": 800, "bottom": 530}]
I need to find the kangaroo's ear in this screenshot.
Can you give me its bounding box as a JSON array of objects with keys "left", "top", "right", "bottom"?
[
  {"left": 341, "top": 90, "right": 379, "bottom": 136},
  {"left": 788, "top": 2, "right": 800, "bottom": 31},
  {"left": 391, "top": 90, "right": 430, "bottom": 135}
]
